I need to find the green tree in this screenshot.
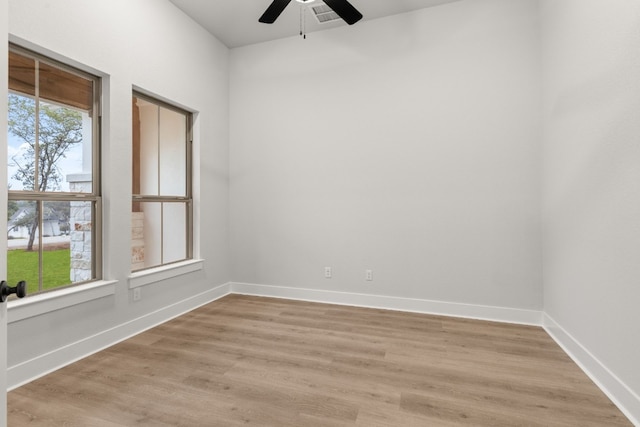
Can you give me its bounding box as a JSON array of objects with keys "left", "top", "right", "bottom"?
[{"left": 8, "top": 94, "right": 83, "bottom": 250}]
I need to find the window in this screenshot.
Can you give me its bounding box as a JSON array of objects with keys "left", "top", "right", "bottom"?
[
  {"left": 7, "top": 45, "right": 101, "bottom": 295},
  {"left": 132, "top": 93, "right": 192, "bottom": 271}
]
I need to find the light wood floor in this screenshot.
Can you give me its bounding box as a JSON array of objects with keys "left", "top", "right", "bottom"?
[{"left": 8, "top": 295, "right": 632, "bottom": 426}]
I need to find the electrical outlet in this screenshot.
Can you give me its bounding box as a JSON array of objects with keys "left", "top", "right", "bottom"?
[
  {"left": 366, "top": 269, "right": 373, "bottom": 281},
  {"left": 324, "top": 266, "right": 332, "bottom": 278},
  {"left": 133, "top": 287, "right": 142, "bottom": 301}
]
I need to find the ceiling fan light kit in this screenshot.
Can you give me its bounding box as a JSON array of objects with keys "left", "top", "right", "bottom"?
[{"left": 259, "top": 0, "right": 362, "bottom": 26}]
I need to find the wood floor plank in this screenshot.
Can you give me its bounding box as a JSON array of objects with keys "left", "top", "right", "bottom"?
[{"left": 8, "top": 295, "right": 632, "bottom": 426}]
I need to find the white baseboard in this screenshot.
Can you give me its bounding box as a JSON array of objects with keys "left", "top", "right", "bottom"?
[
  {"left": 7, "top": 282, "right": 232, "bottom": 391},
  {"left": 543, "top": 313, "right": 640, "bottom": 426},
  {"left": 230, "top": 282, "right": 543, "bottom": 326}
]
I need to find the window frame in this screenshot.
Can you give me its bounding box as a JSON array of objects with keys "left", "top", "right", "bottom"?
[
  {"left": 131, "top": 91, "right": 193, "bottom": 272},
  {"left": 7, "top": 44, "right": 102, "bottom": 295}
]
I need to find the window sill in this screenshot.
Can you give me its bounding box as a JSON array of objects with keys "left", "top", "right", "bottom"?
[
  {"left": 7, "top": 280, "right": 118, "bottom": 324},
  {"left": 128, "top": 259, "right": 204, "bottom": 289}
]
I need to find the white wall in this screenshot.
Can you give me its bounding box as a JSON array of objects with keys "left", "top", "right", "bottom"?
[
  {"left": 541, "top": 0, "right": 640, "bottom": 421},
  {"left": 230, "top": 0, "right": 542, "bottom": 312},
  {"left": 6, "top": 0, "right": 230, "bottom": 385}
]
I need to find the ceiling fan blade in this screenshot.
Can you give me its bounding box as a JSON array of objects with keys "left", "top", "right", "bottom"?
[
  {"left": 259, "top": 0, "right": 292, "bottom": 24},
  {"left": 322, "top": 0, "right": 363, "bottom": 25}
]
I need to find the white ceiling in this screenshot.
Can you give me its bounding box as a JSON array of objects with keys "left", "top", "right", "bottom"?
[{"left": 169, "top": 0, "right": 461, "bottom": 48}]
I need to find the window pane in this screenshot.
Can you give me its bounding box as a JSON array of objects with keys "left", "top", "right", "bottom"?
[
  {"left": 39, "top": 101, "right": 91, "bottom": 193},
  {"left": 39, "top": 61, "right": 93, "bottom": 111},
  {"left": 68, "top": 200, "right": 93, "bottom": 283},
  {"left": 7, "top": 200, "right": 40, "bottom": 294},
  {"left": 7, "top": 200, "right": 89, "bottom": 293},
  {"left": 9, "top": 51, "right": 35, "bottom": 96},
  {"left": 42, "top": 200, "right": 72, "bottom": 290},
  {"left": 159, "top": 107, "right": 186, "bottom": 197},
  {"left": 131, "top": 202, "right": 187, "bottom": 271},
  {"left": 163, "top": 202, "right": 187, "bottom": 264},
  {"left": 135, "top": 98, "right": 159, "bottom": 195},
  {"left": 131, "top": 207, "right": 145, "bottom": 271},
  {"left": 8, "top": 94, "right": 36, "bottom": 191},
  {"left": 135, "top": 202, "right": 162, "bottom": 270}
]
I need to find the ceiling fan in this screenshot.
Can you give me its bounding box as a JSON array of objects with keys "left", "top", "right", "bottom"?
[{"left": 259, "top": 0, "right": 363, "bottom": 25}]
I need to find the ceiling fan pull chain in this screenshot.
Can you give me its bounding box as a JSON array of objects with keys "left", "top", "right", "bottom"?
[{"left": 299, "top": 5, "right": 307, "bottom": 39}]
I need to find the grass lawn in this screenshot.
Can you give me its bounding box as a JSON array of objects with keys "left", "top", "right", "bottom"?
[{"left": 7, "top": 249, "right": 71, "bottom": 295}]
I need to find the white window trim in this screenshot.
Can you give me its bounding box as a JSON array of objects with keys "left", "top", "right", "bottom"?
[
  {"left": 7, "top": 280, "right": 117, "bottom": 323},
  {"left": 128, "top": 259, "right": 204, "bottom": 289}
]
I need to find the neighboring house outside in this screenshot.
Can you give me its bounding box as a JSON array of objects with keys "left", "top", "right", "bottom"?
[{"left": 7, "top": 206, "right": 68, "bottom": 239}]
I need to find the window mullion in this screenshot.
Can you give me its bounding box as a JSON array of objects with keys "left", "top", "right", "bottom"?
[
  {"left": 157, "top": 105, "right": 161, "bottom": 198},
  {"left": 160, "top": 202, "right": 164, "bottom": 265},
  {"left": 34, "top": 60, "right": 40, "bottom": 192},
  {"left": 37, "top": 200, "right": 43, "bottom": 292}
]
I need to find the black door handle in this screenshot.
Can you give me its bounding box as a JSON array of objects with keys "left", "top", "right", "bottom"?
[{"left": 0, "top": 280, "right": 27, "bottom": 303}]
